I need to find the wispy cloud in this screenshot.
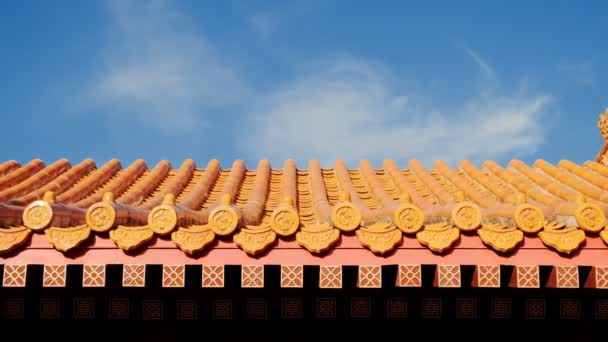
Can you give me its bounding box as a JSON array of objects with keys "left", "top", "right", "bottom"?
[
  {"left": 90, "top": 0, "right": 248, "bottom": 131},
  {"left": 243, "top": 57, "right": 550, "bottom": 166},
  {"left": 85, "top": 0, "right": 552, "bottom": 167},
  {"left": 464, "top": 47, "right": 494, "bottom": 76}
]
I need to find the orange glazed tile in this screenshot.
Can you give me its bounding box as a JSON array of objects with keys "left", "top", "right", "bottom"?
[
  {"left": 319, "top": 266, "right": 342, "bottom": 289},
  {"left": 162, "top": 265, "right": 185, "bottom": 288},
  {"left": 122, "top": 264, "right": 146, "bottom": 287},
  {"left": 3, "top": 264, "right": 27, "bottom": 287},
  {"left": 396, "top": 265, "right": 422, "bottom": 287},
  {"left": 435, "top": 265, "right": 461, "bottom": 288},
  {"left": 475, "top": 265, "right": 500, "bottom": 288},
  {"left": 357, "top": 265, "right": 381, "bottom": 288},
  {"left": 7, "top": 155, "right": 608, "bottom": 259},
  {"left": 43, "top": 264, "right": 67, "bottom": 287},
  {"left": 82, "top": 264, "right": 105, "bottom": 287},
  {"left": 202, "top": 265, "right": 224, "bottom": 288},
  {"left": 241, "top": 265, "right": 264, "bottom": 288},
  {"left": 281, "top": 265, "right": 303, "bottom": 288}
]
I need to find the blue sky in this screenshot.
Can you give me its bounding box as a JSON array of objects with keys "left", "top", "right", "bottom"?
[{"left": 1, "top": 0, "right": 606, "bottom": 169}]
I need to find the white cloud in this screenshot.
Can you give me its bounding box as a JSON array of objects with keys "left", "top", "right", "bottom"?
[
  {"left": 243, "top": 58, "right": 551, "bottom": 167},
  {"left": 464, "top": 47, "right": 494, "bottom": 76},
  {"left": 91, "top": 0, "right": 247, "bottom": 131},
  {"left": 87, "top": 0, "right": 553, "bottom": 167}
]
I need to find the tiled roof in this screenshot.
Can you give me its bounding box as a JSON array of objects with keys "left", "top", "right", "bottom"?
[{"left": 1, "top": 155, "right": 608, "bottom": 258}]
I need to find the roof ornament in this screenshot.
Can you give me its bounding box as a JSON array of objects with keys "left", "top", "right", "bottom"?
[
  {"left": 416, "top": 222, "right": 460, "bottom": 253},
  {"left": 209, "top": 194, "right": 241, "bottom": 236},
  {"left": 86, "top": 192, "right": 117, "bottom": 232},
  {"left": 109, "top": 225, "right": 154, "bottom": 251},
  {"left": 330, "top": 191, "right": 361, "bottom": 232},
  {"left": 356, "top": 220, "right": 403, "bottom": 254},
  {"left": 270, "top": 196, "right": 300, "bottom": 236},
  {"left": 22, "top": 191, "right": 92, "bottom": 252},
  {"left": 86, "top": 192, "right": 147, "bottom": 233},
  {"left": 450, "top": 191, "right": 482, "bottom": 232},
  {"left": 233, "top": 226, "right": 277, "bottom": 255},
  {"left": 23, "top": 191, "right": 60, "bottom": 230},
  {"left": 43, "top": 191, "right": 56, "bottom": 203},
  {"left": 573, "top": 194, "right": 606, "bottom": 233},
  {"left": 147, "top": 193, "right": 179, "bottom": 235},
  {"left": 477, "top": 224, "right": 523, "bottom": 253},
  {"left": 0, "top": 226, "right": 31, "bottom": 254},
  {"left": 393, "top": 193, "right": 424, "bottom": 234},
  {"left": 296, "top": 223, "right": 340, "bottom": 254},
  {"left": 513, "top": 193, "right": 545, "bottom": 234},
  {"left": 598, "top": 108, "right": 608, "bottom": 141},
  {"left": 45, "top": 225, "right": 91, "bottom": 253},
  {"left": 171, "top": 225, "right": 215, "bottom": 255},
  {"left": 539, "top": 221, "right": 586, "bottom": 254}
]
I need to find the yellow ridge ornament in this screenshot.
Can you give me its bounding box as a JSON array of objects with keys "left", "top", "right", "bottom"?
[
  {"left": 86, "top": 192, "right": 116, "bottom": 232},
  {"left": 574, "top": 195, "right": 606, "bottom": 233},
  {"left": 330, "top": 192, "right": 361, "bottom": 232},
  {"left": 393, "top": 194, "right": 424, "bottom": 234},
  {"left": 513, "top": 193, "right": 544, "bottom": 234},
  {"left": 270, "top": 196, "right": 300, "bottom": 236},
  {"left": 209, "top": 194, "right": 241, "bottom": 236},
  {"left": 450, "top": 191, "right": 481, "bottom": 232},
  {"left": 23, "top": 191, "right": 55, "bottom": 231},
  {"left": 148, "top": 194, "right": 178, "bottom": 235}
]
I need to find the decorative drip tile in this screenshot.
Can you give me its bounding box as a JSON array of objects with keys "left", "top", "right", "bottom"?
[
  {"left": 241, "top": 265, "right": 264, "bottom": 288},
  {"left": 319, "top": 266, "right": 342, "bottom": 289},
  {"left": 594, "top": 266, "right": 608, "bottom": 289},
  {"left": 555, "top": 266, "right": 579, "bottom": 288},
  {"left": 43, "top": 264, "right": 66, "bottom": 287},
  {"left": 280, "top": 265, "right": 303, "bottom": 288},
  {"left": 82, "top": 264, "right": 105, "bottom": 287},
  {"left": 513, "top": 266, "right": 540, "bottom": 288},
  {"left": 202, "top": 265, "right": 224, "bottom": 288},
  {"left": 475, "top": 265, "right": 500, "bottom": 288},
  {"left": 3, "top": 264, "right": 27, "bottom": 287},
  {"left": 162, "top": 265, "right": 185, "bottom": 288},
  {"left": 357, "top": 265, "right": 381, "bottom": 288},
  {"left": 435, "top": 265, "right": 461, "bottom": 288},
  {"left": 122, "top": 264, "right": 146, "bottom": 287},
  {"left": 396, "top": 265, "right": 422, "bottom": 287}
]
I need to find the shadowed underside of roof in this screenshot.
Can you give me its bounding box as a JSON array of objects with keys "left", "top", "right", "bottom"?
[{"left": 2, "top": 154, "right": 608, "bottom": 260}]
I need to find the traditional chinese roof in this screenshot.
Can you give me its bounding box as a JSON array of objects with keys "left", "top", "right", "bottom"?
[
  {"left": 596, "top": 108, "right": 608, "bottom": 164},
  {"left": 2, "top": 108, "right": 608, "bottom": 274},
  {"left": 1, "top": 154, "right": 608, "bottom": 257}
]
